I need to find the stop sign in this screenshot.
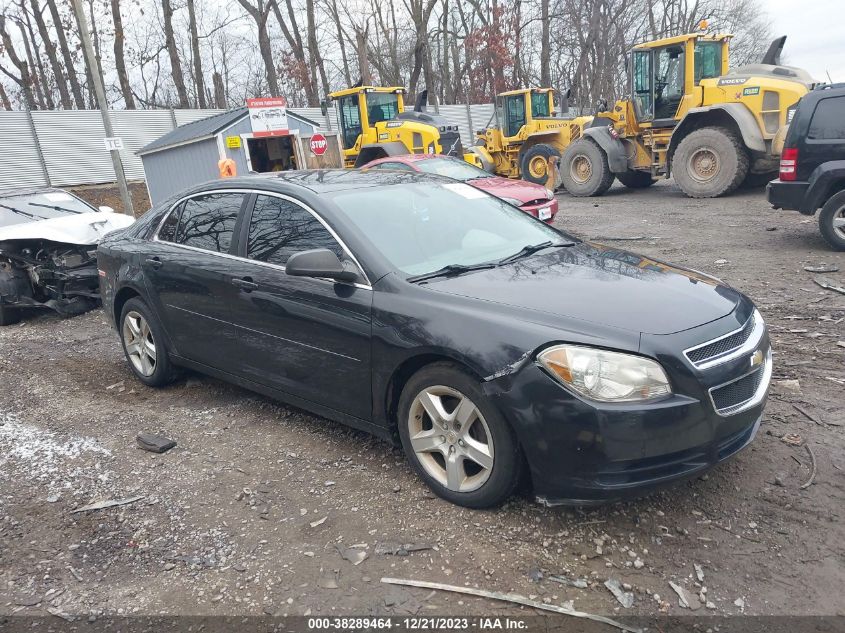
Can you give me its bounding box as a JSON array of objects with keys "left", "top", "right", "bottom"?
[{"left": 309, "top": 133, "right": 328, "bottom": 156}]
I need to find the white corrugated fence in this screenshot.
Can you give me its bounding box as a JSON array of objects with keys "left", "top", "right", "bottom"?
[{"left": 2, "top": 104, "right": 499, "bottom": 191}]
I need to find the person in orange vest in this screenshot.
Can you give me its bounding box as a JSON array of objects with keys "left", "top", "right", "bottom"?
[{"left": 218, "top": 158, "right": 236, "bottom": 178}]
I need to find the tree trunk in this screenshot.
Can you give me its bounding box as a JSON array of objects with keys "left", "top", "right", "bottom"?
[
  {"left": 0, "top": 14, "right": 37, "bottom": 109},
  {"left": 354, "top": 24, "right": 371, "bottom": 85},
  {"left": 540, "top": 0, "right": 550, "bottom": 87},
  {"left": 212, "top": 71, "right": 226, "bottom": 108},
  {"left": 326, "top": 0, "right": 351, "bottom": 86},
  {"left": 306, "top": 0, "right": 329, "bottom": 101},
  {"left": 162, "top": 0, "right": 190, "bottom": 107},
  {"left": 30, "top": 0, "right": 72, "bottom": 108},
  {"left": 237, "top": 0, "right": 279, "bottom": 96},
  {"left": 0, "top": 83, "right": 11, "bottom": 110},
  {"left": 46, "top": 0, "right": 85, "bottom": 108},
  {"left": 110, "top": 0, "right": 135, "bottom": 108},
  {"left": 271, "top": 0, "right": 316, "bottom": 104},
  {"left": 18, "top": 14, "right": 51, "bottom": 108},
  {"left": 186, "top": 0, "right": 206, "bottom": 108}
]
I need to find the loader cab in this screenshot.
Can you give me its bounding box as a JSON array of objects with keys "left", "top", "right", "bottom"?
[
  {"left": 327, "top": 86, "right": 406, "bottom": 153},
  {"left": 495, "top": 89, "right": 556, "bottom": 138},
  {"left": 630, "top": 34, "right": 730, "bottom": 125}
]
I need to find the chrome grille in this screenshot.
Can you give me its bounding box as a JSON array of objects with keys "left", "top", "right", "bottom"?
[
  {"left": 686, "top": 312, "right": 756, "bottom": 368},
  {"left": 710, "top": 366, "right": 766, "bottom": 416}
]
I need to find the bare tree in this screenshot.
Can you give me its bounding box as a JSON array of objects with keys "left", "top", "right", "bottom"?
[
  {"left": 162, "top": 0, "right": 190, "bottom": 107},
  {"left": 110, "top": 0, "right": 135, "bottom": 108},
  {"left": 186, "top": 0, "right": 206, "bottom": 107},
  {"left": 237, "top": 0, "right": 279, "bottom": 95},
  {"left": 0, "top": 13, "right": 37, "bottom": 108}
]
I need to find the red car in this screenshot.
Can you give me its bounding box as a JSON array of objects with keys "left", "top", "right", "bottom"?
[{"left": 362, "top": 154, "right": 558, "bottom": 223}]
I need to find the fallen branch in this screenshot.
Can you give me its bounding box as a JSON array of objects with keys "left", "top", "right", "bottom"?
[
  {"left": 801, "top": 444, "right": 817, "bottom": 490},
  {"left": 381, "top": 577, "right": 641, "bottom": 633},
  {"left": 792, "top": 404, "right": 826, "bottom": 426},
  {"left": 71, "top": 495, "right": 144, "bottom": 514},
  {"left": 813, "top": 276, "right": 845, "bottom": 295}
]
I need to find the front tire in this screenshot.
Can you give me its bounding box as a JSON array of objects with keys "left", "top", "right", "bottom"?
[
  {"left": 397, "top": 362, "right": 523, "bottom": 508},
  {"left": 818, "top": 190, "right": 845, "bottom": 251},
  {"left": 119, "top": 297, "right": 177, "bottom": 387},
  {"left": 560, "top": 138, "right": 615, "bottom": 197},
  {"left": 616, "top": 170, "right": 656, "bottom": 189},
  {"left": 520, "top": 144, "right": 560, "bottom": 185},
  {"left": 672, "top": 127, "right": 749, "bottom": 198}
]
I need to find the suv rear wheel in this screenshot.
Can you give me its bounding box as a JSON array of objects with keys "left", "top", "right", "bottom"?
[{"left": 819, "top": 190, "right": 845, "bottom": 251}]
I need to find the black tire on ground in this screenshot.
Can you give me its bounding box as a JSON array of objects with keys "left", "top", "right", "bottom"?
[
  {"left": 119, "top": 297, "right": 178, "bottom": 387},
  {"left": 397, "top": 362, "right": 524, "bottom": 508},
  {"left": 818, "top": 190, "right": 845, "bottom": 252},
  {"left": 671, "top": 126, "right": 749, "bottom": 198},
  {"left": 560, "top": 138, "right": 615, "bottom": 197},
  {"left": 520, "top": 143, "right": 560, "bottom": 185},
  {"left": 0, "top": 304, "right": 21, "bottom": 326},
  {"left": 616, "top": 170, "right": 656, "bottom": 189}
]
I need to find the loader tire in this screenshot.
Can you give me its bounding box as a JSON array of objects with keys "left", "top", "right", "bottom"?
[
  {"left": 560, "top": 139, "right": 615, "bottom": 197},
  {"left": 616, "top": 170, "right": 656, "bottom": 189},
  {"left": 520, "top": 144, "right": 560, "bottom": 185},
  {"left": 672, "top": 127, "right": 749, "bottom": 198}
]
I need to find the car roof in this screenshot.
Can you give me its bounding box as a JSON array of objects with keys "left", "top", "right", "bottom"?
[{"left": 184, "top": 169, "right": 456, "bottom": 196}]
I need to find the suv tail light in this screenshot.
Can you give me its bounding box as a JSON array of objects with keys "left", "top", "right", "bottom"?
[{"left": 780, "top": 148, "right": 798, "bottom": 181}]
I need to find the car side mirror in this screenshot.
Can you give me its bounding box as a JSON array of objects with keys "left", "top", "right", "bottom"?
[
  {"left": 285, "top": 248, "right": 359, "bottom": 283},
  {"left": 98, "top": 205, "right": 115, "bottom": 213}
]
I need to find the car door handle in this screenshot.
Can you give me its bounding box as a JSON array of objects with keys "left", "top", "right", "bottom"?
[
  {"left": 232, "top": 276, "right": 258, "bottom": 292},
  {"left": 144, "top": 256, "right": 163, "bottom": 269}
]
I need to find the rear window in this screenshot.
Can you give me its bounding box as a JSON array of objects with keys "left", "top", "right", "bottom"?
[
  {"left": 172, "top": 193, "right": 243, "bottom": 253},
  {"left": 809, "top": 96, "right": 845, "bottom": 140}
]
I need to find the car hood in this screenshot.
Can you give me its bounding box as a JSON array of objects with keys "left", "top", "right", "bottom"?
[
  {"left": 422, "top": 243, "right": 741, "bottom": 335},
  {"left": 467, "top": 176, "right": 550, "bottom": 203},
  {"left": 0, "top": 211, "right": 135, "bottom": 244}
]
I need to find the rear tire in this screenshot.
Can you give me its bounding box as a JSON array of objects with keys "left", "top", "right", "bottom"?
[
  {"left": 0, "top": 304, "right": 21, "bottom": 326},
  {"left": 672, "top": 127, "right": 749, "bottom": 198},
  {"left": 397, "top": 362, "right": 523, "bottom": 508},
  {"left": 616, "top": 170, "right": 656, "bottom": 189},
  {"left": 818, "top": 190, "right": 845, "bottom": 251},
  {"left": 119, "top": 297, "right": 178, "bottom": 387},
  {"left": 560, "top": 139, "right": 615, "bottom": 197},
  {"left": 520, "top": 144, "right": 560, "bottom": 185}
]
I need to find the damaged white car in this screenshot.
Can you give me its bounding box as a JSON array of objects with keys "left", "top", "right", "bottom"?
[{"left": 0, "top": 187, "right": 135, "bottom": 325}]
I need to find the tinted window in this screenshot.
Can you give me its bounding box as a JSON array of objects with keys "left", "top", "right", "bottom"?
[
  {"left": 809, "top": 97, "right": 845, "bottom": 140},
  {"left": 247, "top": 195, "right": 342, "bottom": 266},
  {"left": 157, "top": 204, "right": 181, "bottom": 242},
  {"left": 694, "top": 41, "right": 722, "bottom": 84},
  {"left": 174, "top": 193, "right": 242, "bottom": 252}
]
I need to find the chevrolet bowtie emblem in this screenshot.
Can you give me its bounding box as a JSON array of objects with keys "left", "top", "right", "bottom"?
[{"left": 750, "top": 349, "right": 764, "bottom": 368}]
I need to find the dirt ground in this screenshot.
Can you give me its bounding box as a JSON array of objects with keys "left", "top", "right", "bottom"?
[{"left": 1, "top": 179, "right": 844, "bottom": 626}]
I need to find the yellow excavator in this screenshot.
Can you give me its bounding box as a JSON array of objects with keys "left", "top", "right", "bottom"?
[
  {"left": 322, "top": 85, "right": 463, "bottom": 168},
  {"left": 464, "top": 88, "right": 593, "bottom": 186},
  {"left": 558, "top": 29, "right": 814, "bottom": 197}
]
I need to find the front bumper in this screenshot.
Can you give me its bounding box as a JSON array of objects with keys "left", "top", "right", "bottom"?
[
  {"left": 766, "top": 179, "right": 810, "bottom": 213},
  {"left": 486, "top": 308, "right": 771, "bottom": 505}
]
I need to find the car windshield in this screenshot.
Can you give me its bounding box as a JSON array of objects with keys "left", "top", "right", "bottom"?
[
  {"left": 0, "top": 191, "right": 94, "bottom": 229},
  {"left": 331, "top": 182, "right": 572, "bottom": 276},
  {"left": 414, "top": 157, "right": 494, "bottom": 181}
]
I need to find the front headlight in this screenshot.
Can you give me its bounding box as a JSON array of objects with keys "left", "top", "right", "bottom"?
[
  {"left": 499, "top": 196, "right": 523, "bottom": 207},
  {"left": 537, "top": 345, "right": 672, "bottom": 402}
]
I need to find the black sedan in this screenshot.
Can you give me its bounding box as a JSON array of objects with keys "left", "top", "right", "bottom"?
[{"left": 98, "top": 170, "right": 772, "bottom": 508}]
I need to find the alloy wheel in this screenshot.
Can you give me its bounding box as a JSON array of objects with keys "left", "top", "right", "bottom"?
[
  {"left": 407, "top": 385, "right": 494, "bottom": 492},
  {"left": 832, "top": 204, "right": 845, "bottom": 240},
  {"left": 123, "top": 310, "right": 157, "bottom": 377}
]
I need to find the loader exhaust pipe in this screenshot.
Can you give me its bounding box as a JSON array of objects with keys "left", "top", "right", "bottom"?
[
  {"left": 761, "top": 36, "right": 786, "bottom": 66},
  {"left": 414, "top": 89, "right": 428, "bottom": 112}
]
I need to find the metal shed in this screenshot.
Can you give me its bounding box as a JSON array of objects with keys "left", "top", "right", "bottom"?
[{"left": 138, "top": 107, "right": 322, "bottom": 204}]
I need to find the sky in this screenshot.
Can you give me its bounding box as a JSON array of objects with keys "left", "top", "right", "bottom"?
[{"left": 766, "top": 0, "right": 844, "bottom": 82}]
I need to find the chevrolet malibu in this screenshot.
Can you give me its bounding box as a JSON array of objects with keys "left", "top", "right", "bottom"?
[{"left": 98, "top": 170, "right": 771, "bottom": 508}]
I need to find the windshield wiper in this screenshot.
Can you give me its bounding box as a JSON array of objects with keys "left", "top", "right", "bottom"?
[
  {"left": 0, "top": 202, "right": 47, "bottom": 220},
  {"left": 497, "top": 240, "right": 575, "bottom": 265},
  {"left": 28, "top": 202, "right": 83, "bottom": 214},
  {"left": 407, "top": 262, "right": 497, "bottom": 283}
]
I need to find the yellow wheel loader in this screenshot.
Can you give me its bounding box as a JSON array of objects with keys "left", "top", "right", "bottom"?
[
  {"left": 322, "top": 86, "right": 463, "bottom": 168},
  {"left": 464, "top": 88, "right": 593, "bottom": 186},
  {"left": 559, "top": 32, "right": 813, "bottom": 198}
]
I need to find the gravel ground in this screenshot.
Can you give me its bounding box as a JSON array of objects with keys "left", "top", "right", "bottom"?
[{"left": 1, "top": 179, "right": 844, "bottom": 623}]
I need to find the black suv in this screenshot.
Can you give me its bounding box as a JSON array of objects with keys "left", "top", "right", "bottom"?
[{"left": 767, "top": 84, "right": 845, "bottom": 250}]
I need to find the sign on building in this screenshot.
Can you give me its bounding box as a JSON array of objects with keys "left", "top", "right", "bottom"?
[
  {"left": 246, "top": 97, "right": 289, "bottom": 137},
  {"left": 103, "top": 137, "right": 124, "bottom": 151}
]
